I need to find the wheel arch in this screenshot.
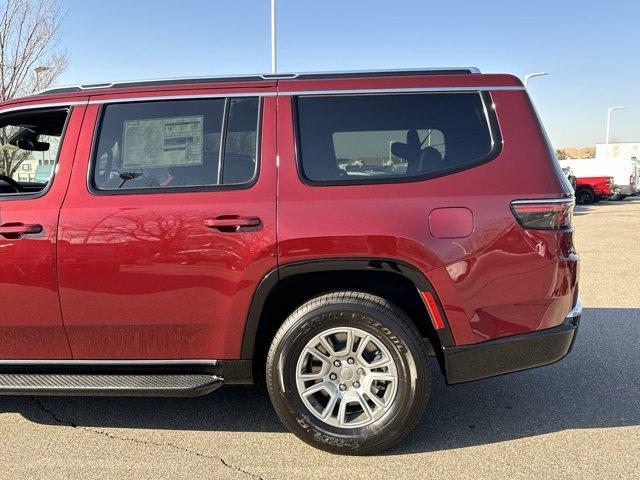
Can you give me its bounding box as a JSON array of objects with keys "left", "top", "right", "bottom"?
[{"left": 241, "top": 258, "right": 454, "bottom": 380}]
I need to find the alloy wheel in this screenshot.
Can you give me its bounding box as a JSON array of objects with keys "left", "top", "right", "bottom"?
[{"left": 295, "top": 326, "right": 399, "bottom": 429}]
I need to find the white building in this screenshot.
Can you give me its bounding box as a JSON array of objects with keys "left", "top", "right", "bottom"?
[{"left": 596, "top": 142, "right": 640, "bottom": 160}]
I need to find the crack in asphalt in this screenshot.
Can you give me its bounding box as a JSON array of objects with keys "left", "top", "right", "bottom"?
[{"left": 29, "top": 397, "right": 264, "bottom": 480}]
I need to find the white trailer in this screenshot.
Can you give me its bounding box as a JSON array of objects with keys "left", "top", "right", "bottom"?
[{"left": 559, "top": 158, "right": 638, "bottom": 196}]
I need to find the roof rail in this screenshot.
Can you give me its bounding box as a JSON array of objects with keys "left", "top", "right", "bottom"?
[{"left": 36, "top": 67, "right": 481, "bottom": 95}]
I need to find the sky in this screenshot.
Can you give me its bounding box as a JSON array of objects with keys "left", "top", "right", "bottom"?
[{"left": 59, "top": 0, "right": 638, "bottom": 148}]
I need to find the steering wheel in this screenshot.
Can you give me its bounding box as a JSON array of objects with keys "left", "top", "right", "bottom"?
[{"left": 0, "top": 175, "right": 22, "bottom": 193}]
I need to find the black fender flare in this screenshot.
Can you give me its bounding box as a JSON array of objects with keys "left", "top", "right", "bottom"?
[{"left": 240, "top": 258, "right": 455, "bottom": 359}]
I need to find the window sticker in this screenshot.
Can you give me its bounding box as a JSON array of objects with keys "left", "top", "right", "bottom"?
[{"left": 122, "top": 115, "right": 204, "bottom": 169}]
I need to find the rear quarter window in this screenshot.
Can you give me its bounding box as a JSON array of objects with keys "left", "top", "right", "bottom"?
[{"left": 295, "top": 92, "right": 501, "bottom": 184}]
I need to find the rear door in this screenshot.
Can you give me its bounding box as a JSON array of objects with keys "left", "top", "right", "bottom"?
[
  {"left": 0, "top": 101, "right": 86, "bottom": 358},
  {"left": 57, "top": 87, "right": 277, "bottom": 359}
]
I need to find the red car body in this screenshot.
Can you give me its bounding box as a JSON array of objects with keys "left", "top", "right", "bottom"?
[{"left": 0, "top": 70, "right": 580, "bottom": 388}]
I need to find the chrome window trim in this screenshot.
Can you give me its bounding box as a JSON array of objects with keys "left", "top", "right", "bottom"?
[
  {"left": 83, "top": 86, "right": 524, "bottom": 105},
  {"left": 0, "top": 100, "right": 87, "bottom": 114},
  {"left": 88, "top": 92, "right": 276, "bottom": 104},
  {"left": 280, "top": 86, "right": 525, "bottom": 96},
  {"left": 511, "top": 198, "right": 575, "bottom": 205}
]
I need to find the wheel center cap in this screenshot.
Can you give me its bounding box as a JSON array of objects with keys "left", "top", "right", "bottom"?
[{"left": 340, "top": 367, "right": 354, "bottom": 381}]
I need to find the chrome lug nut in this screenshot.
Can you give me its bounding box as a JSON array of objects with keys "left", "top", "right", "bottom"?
[
  {"left": 353, "top": 381, "right": 360, "bottom": 388},
  {"left": 333, "top": 360, "right": 341, "bottom": 367},
  {"left": 347, "top": 358, "right": 355, "bottom": 364},
  {"left": 339, "top": 383, "right": 347, "bottom": 391},
  {"left": 357, "top": 368, "right": 365, "bottom": 375},
  {"left": 329, "top": 373, "right": 337, "bottom": 381}
]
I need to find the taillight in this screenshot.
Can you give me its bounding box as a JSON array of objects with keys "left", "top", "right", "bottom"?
[{"left": 510, "top": 199, "right": 574, "bottom": 230}]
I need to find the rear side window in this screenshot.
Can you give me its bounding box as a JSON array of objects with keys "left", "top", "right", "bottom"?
[
  {"left": 92, "top": 97, "right": 259, "bottom": 191},
  {"left": 295, "top": 92, "right": 500, "bottom": 184}
]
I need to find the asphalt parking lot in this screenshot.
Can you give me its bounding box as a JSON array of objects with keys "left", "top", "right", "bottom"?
[{"left": 1, "top": 198, "right": 638, "bottom": 480}]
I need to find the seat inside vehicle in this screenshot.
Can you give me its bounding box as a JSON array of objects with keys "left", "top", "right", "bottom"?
[{"left": 0, "top": 108, "right": 68, "bottom": 195}]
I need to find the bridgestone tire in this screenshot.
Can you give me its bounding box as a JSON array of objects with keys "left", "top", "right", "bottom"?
[{"left": 266, "top": 291, "right": 431, "bottom": 455}]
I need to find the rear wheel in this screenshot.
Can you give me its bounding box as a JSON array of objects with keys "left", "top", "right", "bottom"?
[
  {"left": 576, "top": 187, "right": 595, "bottom": 205},
  {"left": 266, "top": 291, "right": 430, "bottom": 455}
]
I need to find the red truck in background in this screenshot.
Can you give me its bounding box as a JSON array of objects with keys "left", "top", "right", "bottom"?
[{"left": 575, "top": 176, "right": 614, "bottom": 204}]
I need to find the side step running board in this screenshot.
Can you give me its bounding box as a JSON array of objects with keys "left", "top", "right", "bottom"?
[{"left": 0, "top": 373, "right": 223, "bottom": 397}]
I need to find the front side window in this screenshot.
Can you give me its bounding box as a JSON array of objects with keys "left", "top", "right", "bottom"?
[
  {"left": 296, "top": 92, "right": 499, "bottom": 184},
  {"left": 0, "top": 108, "right": 68, "bottom": 196},
  {"left": 92, "top": 97, "right": 259, "bottom": 191}
]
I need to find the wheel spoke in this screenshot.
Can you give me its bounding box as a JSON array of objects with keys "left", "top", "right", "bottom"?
[
  {"left": 295, "top": 325, "right": 399, "bottom": 430},
  {"left": 368, "top": 373, "right": 395, "bottom": 383},
  {"left": 356, "top": 392, "right": 374, "bottom": 420},
  {"left": 319, "top": 336, "right": 337, "bottom": 357},
  {"left": 337, "top": 396, "right": 349, "bottom": 426},
  {"left": 298, "top": 346, "right": 330, "bottom": 379},
  {"left": 342, "top": 329, "right": 355, "bottom": 355},
  {"left": 298, "top": 370, "right": 325, "bottom": 381},
  {"left": 365, "top": 390, "right": 386, "bottom": 408},
  {"left": 320, "top": 392, "right": 339, "bottom": 420},
  {"left": 367, "top": 356, "right": 392, "bottom": 369},
  {"left": 302, "top": 381, "right": 333, "bottom": 397},
  {"left": 355, "top": 334, "right": 372, "bottom": 362},
  {"left": 306, "top": 346, "right": 330, "bottom": 363}
]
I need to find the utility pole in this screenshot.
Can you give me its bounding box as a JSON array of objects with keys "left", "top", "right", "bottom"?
[
  {"left": 271, "top": 0, "right": 277, "bottom": 74},
  {"left": 606, "top": 106, "right": 625, "bottom": 144},
  {"left": 524, "top": 71, "right": 548, "bottom": 87}
]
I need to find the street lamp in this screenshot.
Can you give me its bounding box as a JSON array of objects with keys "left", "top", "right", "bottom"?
[
  {"left": 34, "top": 65, "right": 51, "bottom": 88},
  {"left": 524, "top": 71, "right": 548, "bottom": 87},
  {"left": 606, "top": 106, "right": 625, "bottom": 144},
  {"left": 270, "top": 0, "right": 277, "bottom": 74}
]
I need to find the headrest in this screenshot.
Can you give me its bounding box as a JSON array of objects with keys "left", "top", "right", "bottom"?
[
  {"left": 420, "top": 146, "right": 443, "bottom": 164},
  {"left": 406, "top": 129, "right": 420, "bottom": 151},
  {"left": 390, "top": 141, "right": 409, "bottom": 159},
  {"left": 390, "top": 129, "right": 422, "bottom": 162}
]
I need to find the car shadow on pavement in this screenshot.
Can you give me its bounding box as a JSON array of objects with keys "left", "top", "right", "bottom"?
[
  {"left": 2, "top": 307, "right": 637, "bottom": 455},
  {"left": 391, "top": 307, "right": 639, "bottom": 454},
  {"left": 574, "top": 196, "right": 640, "bottom": 215}
]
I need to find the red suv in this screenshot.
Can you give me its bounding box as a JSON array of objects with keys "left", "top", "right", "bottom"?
[{"left": 0, "top": 68, "right": 580, "bottom": 455}]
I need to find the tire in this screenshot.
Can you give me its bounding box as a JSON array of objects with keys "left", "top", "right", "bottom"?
[
  {"left": 576, "top": 187, "right": 595, "bottom": 205},
  {"left": 266, "top": 291, "right": 430, "bottom": 455}
]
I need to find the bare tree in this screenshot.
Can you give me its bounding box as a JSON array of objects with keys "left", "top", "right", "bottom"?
[{"left": 0, "top": 0, "right": 68, "bottom": 177}]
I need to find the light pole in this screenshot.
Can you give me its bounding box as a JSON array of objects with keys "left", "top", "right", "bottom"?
[
  {"left": 34, "top": 65, "right": 51, "bottom": 89},
  {"left": 270, "top": 0, "right": 277, "bottom": 74},
  {"left": 524, "top": 71, "right": 548, "bottom": 87},
  {"left": 606, "top": 106, "right": 625, "bottom": 144}
]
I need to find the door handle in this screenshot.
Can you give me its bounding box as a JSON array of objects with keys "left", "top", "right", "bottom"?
[
  {"left": 204, "top": 216, "right": 261, "bottom": 232},
  {"left": 0, "top": 223, "right": 43, "bottom": 239}
]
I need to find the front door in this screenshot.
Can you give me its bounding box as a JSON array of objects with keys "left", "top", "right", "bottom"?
[
  {"left": 0, "top": 102, "right": 86, "bottom": 358},
  {"left": 58, "top": 91, "right": 277, "bottom": 359}
]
